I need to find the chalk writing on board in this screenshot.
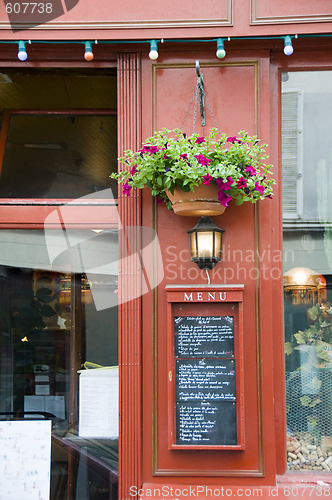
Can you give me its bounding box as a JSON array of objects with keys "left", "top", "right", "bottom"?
[
  {"left": 174, "top": 316, "right": 234, "bottom": 357},
  {"left": 176, "top": 401, "right": 237, "bottom": 445},
  {"left": 176, "top": 359, "right": 236, "bottom": 401}
]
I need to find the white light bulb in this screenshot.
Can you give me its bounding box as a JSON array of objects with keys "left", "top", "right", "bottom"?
[
  {"left": 283, "top": 36, "right": 294, "bottom": 56},
  {"left": 18, "top": 50, "right": 27, "bottom": 61},
  {"left": 216, "top": 38, "right": 226, "bottom": 59},
  {"left": 216, "top": 48, "right": 226, "bottom": 59},
  {"left": 149, "top": 49, "right": 158, "bottom": 60},
  {"left": 149, "top": 40, "right": 158, "bottom": 60},
  {"left": 284, "top": 45, "right": 293, "bottom": 56},
  {"left": 17, "top": 41, "right": 27, "bottom": 61}
]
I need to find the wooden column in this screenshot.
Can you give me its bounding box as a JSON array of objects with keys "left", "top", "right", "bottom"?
[{"left": 117, "top": 52, "right": 142, "bottom": 500}]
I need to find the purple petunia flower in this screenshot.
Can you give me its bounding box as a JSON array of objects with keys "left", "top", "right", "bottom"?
[
  {"left": 255, "top": 182, "right": 265, "bottom": 195},
  {"left": 236, "top": 177, "right": 247, "bottom": 189},
  {"left": 195, "top": 154, "right": 211, "bottom": 166},
  {"left": 179, "top": 153, "right": 188, "bottom": 161},
  {"left": 195, "top": 136, "right": 205, "bottom": 144},
  {"left": 245, "top": 165, "right": 257, "bottom": 176},
  {"left": 218, "top": 190, "right": 233, "bottom": 207},
  {"left": 123, "top": 181, "right": 132, "bottom": 196},
  {"left": 139, "top": 145, "right": 159, "bottom": 155},
  {"left": 202, "top": 174, "right": 213, "bottom": 186},
  {"left": 130, "top": 165, "right": 138, "bottom": 175},
  {"left": 216, "top": 176, "right": 233, "bottom": 191}
]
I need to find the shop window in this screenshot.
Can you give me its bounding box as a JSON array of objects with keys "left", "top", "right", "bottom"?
[
  {"left": 282, "top": 71, "right": 332, "bottom": 472},
  {"left": 0, "top": 229, "right": 119, "bottom": 499},
  {"left": 0, "top": 111, "right": 117, "bottom": 199}
]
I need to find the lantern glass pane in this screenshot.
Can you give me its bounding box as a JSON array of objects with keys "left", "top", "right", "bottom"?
[
  {"left": 196, "top": 231, "right": 214, "bottom": 259},
  {"left": 214, "top": 231, "right": 222, "bottom": 259},
  {"left": 190, "top": 232, "right": 197, "bottom": 258}
]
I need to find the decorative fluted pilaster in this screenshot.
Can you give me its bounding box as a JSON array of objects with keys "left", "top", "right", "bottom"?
[{"left": 117, "top": 52, "right": 142, "bottom": 500}]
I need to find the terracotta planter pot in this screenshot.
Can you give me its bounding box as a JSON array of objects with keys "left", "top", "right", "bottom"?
[{"left": 165, "top": 184, "right": 226, "bottom": 217}]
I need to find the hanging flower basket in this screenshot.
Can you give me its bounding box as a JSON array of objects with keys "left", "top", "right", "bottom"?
[
  {"left": 111, "top": 128, "right": 275, "bottom": 215},
  {"left": 165, "top": 184, "right": 226, "bottom": 216}
]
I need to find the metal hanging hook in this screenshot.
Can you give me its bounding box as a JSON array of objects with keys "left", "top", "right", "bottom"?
[
  {"left": 195, "top": 60, "right": 205, "bottom": 128},
  {"left": 195, "top": 60, "right": 201, "bottom": 78}
]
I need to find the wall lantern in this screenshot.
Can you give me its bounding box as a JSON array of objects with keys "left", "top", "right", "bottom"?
[{"left": 188, "top": 216, "right": 224, "bottom": 270}]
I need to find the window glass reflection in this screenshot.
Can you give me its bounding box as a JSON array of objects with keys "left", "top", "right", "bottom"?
[
  {"left": 282, "top": 71, "right": 332, "bottom": 472},
  {"left": 0, "top": 229, "right": 119, "bottom": 499},
  {"left": 0, "top": 114, "right": 118, "bottom": 199}
]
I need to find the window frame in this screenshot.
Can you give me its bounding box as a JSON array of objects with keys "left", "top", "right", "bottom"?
[{"left": 0, "top": 108, "right": 118, "bottom": 229}]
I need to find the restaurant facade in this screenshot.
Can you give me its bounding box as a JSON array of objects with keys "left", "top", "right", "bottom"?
[{"left": 0, "top": 1, "right": 331, "bottom": 499}]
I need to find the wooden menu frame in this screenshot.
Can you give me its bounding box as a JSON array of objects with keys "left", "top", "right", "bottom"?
[{"left": 166, "top": 284, "right": 245, "bottom": 451}]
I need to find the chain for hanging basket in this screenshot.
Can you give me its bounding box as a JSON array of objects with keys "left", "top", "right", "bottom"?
[{"left": 180, "top": 60, "right": 221, "bottom": 136}]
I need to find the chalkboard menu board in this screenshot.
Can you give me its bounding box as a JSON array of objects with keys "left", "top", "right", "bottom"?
[
  {"left": 174, "top": 316, "right": 234, "bottom": 358},
  {"left": 174, "top": 316, "right": 237, "bottom": 446}
]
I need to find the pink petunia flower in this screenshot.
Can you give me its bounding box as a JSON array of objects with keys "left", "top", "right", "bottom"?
[
  {"left": 195, "top": 136, "right": 205, "bottom": 144},
  {"left": 130, "top": 165, "right": 138, "bottom": 175},
  {"left": 179, "top": 153, "right": 188, "bottom": 160}
]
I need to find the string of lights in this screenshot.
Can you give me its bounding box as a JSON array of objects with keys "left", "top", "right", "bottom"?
[{"left": 2, "top": 33, "right": 332, "bottom": 62}]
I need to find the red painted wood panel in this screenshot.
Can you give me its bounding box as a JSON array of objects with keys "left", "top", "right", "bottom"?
[
  {"left": 0, "top": 0, "right": 232, "bottom": 29},
  {"left": 251, "top": 0, "right": 332, "bottom": 24},
  {"left": 141, "top": 50, "right": 285, "bottom": 489}
]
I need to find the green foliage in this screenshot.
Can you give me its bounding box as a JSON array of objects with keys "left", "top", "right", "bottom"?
[
  {"left": 111, "top": 128, "right": 275, "bottom": 209},
  {"left": 286, "top": 303, "right": 332, "bottom": 369}
]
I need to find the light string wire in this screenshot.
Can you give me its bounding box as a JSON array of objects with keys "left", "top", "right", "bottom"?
[{"left": 3, "top": 33, "right": 332, "bottom": 50}]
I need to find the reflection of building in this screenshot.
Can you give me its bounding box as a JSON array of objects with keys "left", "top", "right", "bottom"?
[
  {"left": 0, "top": 2, "right": 331, "bottom": 499},
  {"left": 284, "top": 267, "right": 327, "bottom": 304}
]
